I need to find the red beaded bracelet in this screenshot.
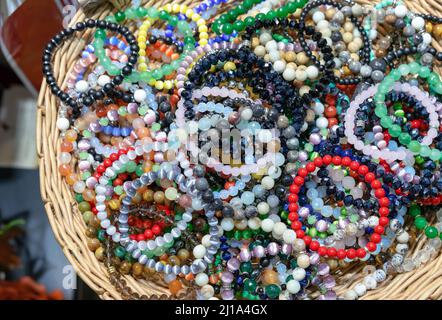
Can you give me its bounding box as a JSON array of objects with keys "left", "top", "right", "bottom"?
[
  {"left": 93, "top": 147, "right": 135, "bottom": 180},
  {"left": 128, "top": 212, "right": 168, "bottom": 241},
  {"left": 288, "top": 155, "right": 390, "bottom": 260}
]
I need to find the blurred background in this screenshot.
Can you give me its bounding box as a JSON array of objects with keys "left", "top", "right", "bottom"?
[{"left": 0, "top": 0, "right": 97, "bottom": 300}]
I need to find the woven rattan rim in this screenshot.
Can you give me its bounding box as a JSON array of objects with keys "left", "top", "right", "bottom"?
[{"left": 37, "top": 0, "right": 442, "bottom": 300}]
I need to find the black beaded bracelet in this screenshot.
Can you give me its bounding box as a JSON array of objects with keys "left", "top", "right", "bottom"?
[
  {"left": 428, "top": 47, "right": 442, "bottom": 62},
  {"left": 42, "top": 19, "right": 139, "bottom": 115},
  {"left": 417, "top": 13, "right": 442, "bottom": 24},
  {"left": 148, "top": 34, "right": 184, "bottom": 54},
  {"left": 384, "top": 46, "right": 442, "bottom": 68},
  {"left": 298, "top": 0, "right": 371, "bottom": 85},
  {"left": 384, "top": 46, "right": 419, "bottom": 68},
  {"left": 241, "top": 16, "right": 294, "bottom": 41}
]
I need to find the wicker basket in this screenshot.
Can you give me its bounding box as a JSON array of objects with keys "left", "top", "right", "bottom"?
[{"left": 37, "top": 0, "right": 442, "bottom": 300}]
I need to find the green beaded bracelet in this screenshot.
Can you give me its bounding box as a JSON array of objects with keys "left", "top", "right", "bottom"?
[
  {"left": 409, "top": 204, "right": 442, "bottom": 240},
  {"left": 212, "top": 0, "right": 308, "bottom": 35},
  {"left": 94, "top": 6, "right": 196, "bottom": 84},
  {"left": 373, "top": 62, "right": 442, "bottom": 160}
]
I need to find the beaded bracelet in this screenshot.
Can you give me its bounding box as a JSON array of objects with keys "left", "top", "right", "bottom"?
[
  {"left": 226, "top": 242, "right": 319, "bottom": 300},
  {"left": 374, "top": 90, "right": 440, "bottom": 145},
  {"left": 75, "top": 102, "right": 160, "bottom": 158},
  {"left": 189, "top": 98, "right": 283, "bottom": 176},
  {"left": 288, "top": 155, "right": 390, "bottom": 260},
  {"left": 175, "top": 85, "right": 252, "bottom": 128},
  {"left": 340, "top": 207, "right": 441, "bottom": 300},
  {"left": 409, "top": 204, "right": 442, "bottom": 240},
  {"left": 114, "top": 164, "right": 194, "bottom": 243},
  {"left": 298, "top": 174, "right": 369, "bottom": 240},
  {"left": 241, "top": 18, "right": 326, "bottom": 80},
  {"left": 349, "top": 82, "right": 441, "bottom": 158},
  {"left": 244, "top": 0, "right": 286, "bottom": 19},
  {"left": 250, "top": 32, "right": 321, "bottom": 82},
  {"left": 383, "top": 46, "right": 442, "bottom": 69},
  {"left": 361, "top": 1, "right": 419, "bottom": 54},
  {"left": 192, "top": 100, "right": 234, "bottom": 116},
  {"left": 177, "top": 91, "right": 288, "bottom": 226},
  {"left": 145, "top": 35, "right": 183, "bottom": 61},
  {"left": 374, "top": 62, "right": 442, "bottom": 159},
  {"left": 92, "top": 103, "right": 139, "bottom": 138},
  {"left": 175, "top": 89, "right": 289, "bottom": 177},
  {"left": 212, "top": 0, "right": 308, "bottom": 35},
  {"left": 345, "top": 83, "right": 414, "bottom": 162},
  {"left": 116, "top": 164, "right": 226, "bottom": 275},
  {"left": 291, "top": 169, "right": 390, "bottom": 252},
  {"left": 162, "top": 3, "right": 209, "bottom": 45},
  {"left": 109, "top": 4, "right": 209, "bottom": 46},
  {"left": 298, "top": 0, "right": 371, "bottom": 85},
  {"left": 163, "top": 0, "right": 232, "bottom": 45},
  {"left": 240, "top": 18, "right": 337, "bottom": 107},
  {"left": 94, "top": 161, "right": 206, "bottom": 275},
  {"left": 135, "top": 10, "right": 195, "bottom": 71},
  {"left": 43, "top": 19, "right": 139, "bottom": 116},
  {"left": 96, "top": 6, "right": 199, "bottom": 88},
  {"left": 147, "top": 29, "right": 185, "bottom": 49},
  {"left": 240, "top": 19, "right": 332, "bottom": 80},
  {"left": 60, "top": 106, "right": 169, "bottom": 186},
  {"left": 379, "top": 157, "right": 442, "bottom": 204},
  {"left": 194, "top": 0, "right": 229, "bottom": 19},
  {"left": 65, "top": 45, "right": 99, "bottom": 91},
  {"left": 175, "top": 41, "right": 239, "bottom": 90},
  {"left": 185, "top": 117, "right": 282, "bottom": 177},
  {"left": 91, "top": 34, "right": 132, "bottom": 74}
]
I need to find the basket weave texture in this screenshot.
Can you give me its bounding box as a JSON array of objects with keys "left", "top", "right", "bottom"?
[{"left": 37, "top": 0, "right": 442, "bottom": 300}]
